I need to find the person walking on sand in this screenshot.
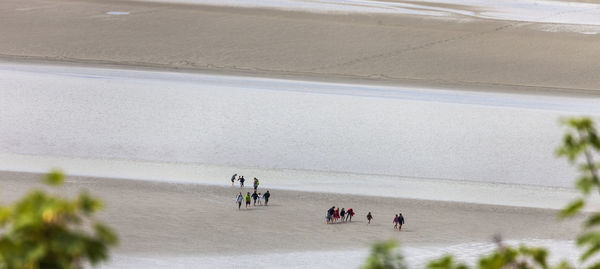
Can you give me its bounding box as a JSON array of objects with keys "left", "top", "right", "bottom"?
[
  {"left": 253, "top": 178, "right": 260, "bottom": 190},
  {"left": 327, "top": 206, "right": 335, "bottom": 224},
  {"left": 252, "top": 191, "right": 259, "bottom": 206},
  {"left": 398, "top": 213, "right": 405, "bottom": 231},
  {"left": 263, "top": 190, "right": 271, "bottom": 206},
  {"left": 340, "top": 208, "right": 346, "bottom": 222},
  {"left": 236, "top": 192, "right": 243, "bottom": 210},
  {"left": 245, "top": 192, "right": 251, "bottom": 208},
  {"left": 334, "top": 208, "right": 340, "bottom": 222},
  {"left": 393, "top": 214, "right": 399, "bottom": 229},
  {"left": 367, "top": 212, "right": 373, "bottom": 224},
  {"left": 239, "top": 176, "right": 245, "bottom": 188},
  {"left": 346, "top": 208, "right": 354, "bottom": 222},
  {"left": 231, "top": 174, "right": 237, "bottom": 186}
]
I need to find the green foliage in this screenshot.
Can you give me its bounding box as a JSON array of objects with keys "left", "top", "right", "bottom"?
[
  {"left": 557, "top": 117, "right": 600, "bottom": 264},
  {"left": 476, "top": 245, "right": 550, "bottom": 269},
  {"left": 0, "top": 171, "right": 118, "bottom": 268},
  {"left": 362, "top": 240, "right": 407, "bottom": 269},
  {"left": 425, "top": 238, "right": 571, "bottom": 269},
  {"left": 427, "top": 255, "right": 468, "bottom": 269},
  {"left": 559, "top": 198, "right": 585, "bottom": 219},
  {"left": 44, "top": 170, "right": 65, "bottom": 186},
  {"left": 576, "top": 176, "right": 594, "bottom": 195},
  {"left": 556, "top": 118, "right": 599, "bottom": 163}
]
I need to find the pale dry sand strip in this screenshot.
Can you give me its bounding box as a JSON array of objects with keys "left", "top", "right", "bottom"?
[
  {"left": 1, "top": 0, "right": 600, "bottom": 94},
  {"left": 0, "top": 171, "right": 583, "bottom": 257}
]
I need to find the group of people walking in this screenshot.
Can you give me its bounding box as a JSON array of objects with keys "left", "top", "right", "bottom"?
[
  {"left": 236, "top": 190, "right": 271, "bottom": 210},
  {"left": 325, "top": 206, "right": 406, "bottom": 231},
  {"left": 232, "top": 173, "right": 405, "bottom": 231},
  {"left": 232, "top": 173, "right": 270, "bottom": 210},
  {"left": 326, "top": 206, "right": 355, "bottom": 224},
  {"left": 393, "top": 213, "right": 405, "bottom": 231},
  {"left": 231, "top": 174, "right": 260, "bottom": 190}
]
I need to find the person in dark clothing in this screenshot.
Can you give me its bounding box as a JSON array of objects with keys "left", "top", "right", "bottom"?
[
  {"left": 398, "top": 213, "right": 405, "bottom": 231},
  {"left": 253, "top": 178, "right": 259, "bottom": 190},
  {"left": 231, "top": 174, "right": 237, "bottom": 186},
  {"left": 327, "top": 206, "right": 335, "bottom": 224},
  {"left": 340, "top": 208, "right": 346, "bottom": 222},
  {"left": 367, "top": 212, "right": 373, "bottom": 224},
  {"left": 239, "top": 176, "right": 245, "bottom": 188},
  {"left": 346, "top": 208, "right": 354, "bottom": 222},
  {"left": 263, "top": 190, "right": 271, "bottom": 206},
  {"left": 252, "top": 191, "right": 259, "bottom": 206}
]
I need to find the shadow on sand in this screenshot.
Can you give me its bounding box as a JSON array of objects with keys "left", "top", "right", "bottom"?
[{"left": 325, "top": 220, "right": 361, "bottom": 225}]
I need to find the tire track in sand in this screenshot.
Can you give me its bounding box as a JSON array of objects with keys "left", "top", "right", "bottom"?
[{"left": 309, "top": 22, "right": 518, "bottom": 72}]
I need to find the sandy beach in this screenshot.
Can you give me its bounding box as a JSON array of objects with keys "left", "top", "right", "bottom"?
[
  {"left": 2, "top": 0, "right": 600, "bottom": 95},
  {"left": 2, "top": 0, "right": 599, "bottom": 267},
  {"left": 0, "top": 171, "right": 584, "bottom": 266}
]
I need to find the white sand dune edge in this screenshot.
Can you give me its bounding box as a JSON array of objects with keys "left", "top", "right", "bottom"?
[{"left": 1, "top": 153, "right": 597, "bottom": 211}]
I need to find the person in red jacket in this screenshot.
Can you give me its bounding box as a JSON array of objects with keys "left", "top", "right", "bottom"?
[{"left": 346, "top": 208, "right": 355, "bottom": 222}]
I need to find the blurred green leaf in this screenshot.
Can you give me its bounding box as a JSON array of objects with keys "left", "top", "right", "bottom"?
[
  {"left": 559, "top": 198, "right": 585, "bottom": 219},
  {"left": 94, "top": 223, "right": 118, "bottom": 245},
  {"left": 362, "top": 240, "right": 406, "bottom": 269},
  {"left": 554, "top": 260, "right": 574, "bottom": 269},
  {"left": 576, "top": 176, "right": 594, "bottom": 195},
  {"left": 523, "top": 246, "right": 548, "bottom": 268},
  {"left": 0, "top": 206, "right": 11, "bottom": 226},
  {"left": 577, "top": 232, "right": 600, "bottom": 246},
  {"left": 427, "top": 255, "right": 469, "bottom": 269},
  {"left": 582, "top": 243, "right": 600, "bottom": 262},
  {"left": 586, "top": 261, "right": 600, "bottom": 269},
  {"left": 44, "top": 170, "right": 64, "bottom": 186},
  {"left": 78, "top": 192, "right": 103, "bottom": 215},
  {"left": 585, "top": 214, "right": 600, "bottom": 228},
  {"left": 0, "top": 171, "right": 118, "bottom": 268}
]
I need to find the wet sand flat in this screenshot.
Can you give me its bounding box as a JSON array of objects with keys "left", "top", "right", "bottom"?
[
  {"left": 1, "top": 0, "right": 600, "bottom": 95},
  {"left": 0, "top": 171, "right": 583, "bottom": 256}
]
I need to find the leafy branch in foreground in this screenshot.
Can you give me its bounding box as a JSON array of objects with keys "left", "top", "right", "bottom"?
[
  {"left": 557, "top": 117, "right": 600, "bottom": 266},
  {"left": 0, "top": 170, "right": 118, "bottom": 268},
  {"left": 363, "top": 117, "right": 599, "bottom": 269}
]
